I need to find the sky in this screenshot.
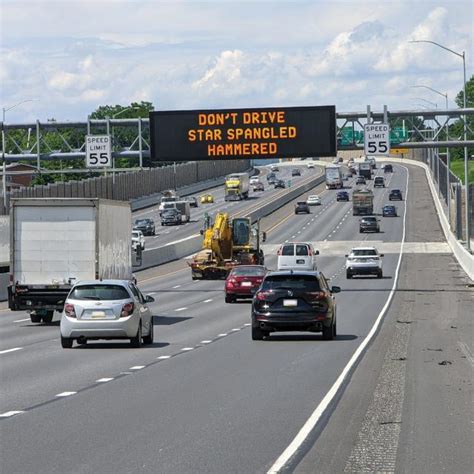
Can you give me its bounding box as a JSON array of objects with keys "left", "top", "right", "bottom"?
[{"left": 1, "top": 0, "right": 472, "bottom": 123}]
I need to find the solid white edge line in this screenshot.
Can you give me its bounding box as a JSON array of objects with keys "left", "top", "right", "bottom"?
[
  {"left": 13, "top": 318, "right": 30, "bottom": 323},
  {"left": 267, "top": 165, "right": 409, "bottom": 473},
  {"left": 0, "top": 411, "right": 24, "bottom": 418},
  {"left": 0, "top": 347, "right": 23, "bottom": 355}
]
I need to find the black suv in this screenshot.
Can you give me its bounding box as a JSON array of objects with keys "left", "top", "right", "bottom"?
[
  {"left": 389, "top": 189, "right": 403, "bottom": 200},
  {"left": 359, "top": 216, "right": 380, "bottom": 233},
  {"left": 133, "top": 218, "right": 156, "bottom": 236},
  {"left": 336, "top": 191, "right": 349, "bottom": 201},
  {"left": 274, "top": 179, "right": 286, "bottom": 189},
  {"left": 374, "top": 177, "right": 385, "bottom": 188},
  {"left": 292, "top": 168, "right": 301, "bottom": 177},
  {"left": 294, "top": 201, "right": 310, "bottom": 214},
  {"left": 251, "top": 271, "right": 340, "bottom": 340},
  {"left": 161, "top": 209, "right": 181, "bottom": 226},
  {"left": 384, "top": 164, "right": 393, "bottom": 173},
  {"left": 356, "top": 176, "right": 366, "bottom": 185}
]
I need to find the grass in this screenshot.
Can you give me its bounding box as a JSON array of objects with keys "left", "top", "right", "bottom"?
[{"left": 450, "top": 159, "right": 474, "bottom": 184}]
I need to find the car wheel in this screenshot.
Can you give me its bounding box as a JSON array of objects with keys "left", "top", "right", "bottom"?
[
  {"left": 322, "top": 322, "right": 335, "bottom": 340},
  {"left": 130, "top": 322, "right": 142, "bottom": 348},
  {"left": 252, "top": 325, "right": 265, "bottom": 341},
  {"left": 333, "top": 318, "right": 337, "bottom": 337},
  {"left": 225, "top": 295, "right": 235, "bottom": 303},
  {"left": 377, "top": 270, "right": 383, "bottom": 279},
  {"left": 61, "top": 336, "right": 73, "bottom": 348},
  {"left": 30, "top": 312, "right": 42, "bottom": 323},
  {"left": 346, "top": 270, "right": 352, "bottom": 279},
  {"left": 42, "top": 310, "right": 54, "bottom": 323},
  {"left": 143, "top": 318, "right": 154, "bottom": 345}
]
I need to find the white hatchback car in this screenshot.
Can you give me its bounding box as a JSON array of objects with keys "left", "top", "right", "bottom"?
[
  {"left": 60, "top": 280, "right": 155, "bottom": 348},
  {"left": 277, "top": 242, "right": 319, "bottom": 271},
  {"left": 306, "top": 195, "right": 321, "bottom": 206},
  {"left": 132, "top": 230, "right": 145, "bottom": 250}
]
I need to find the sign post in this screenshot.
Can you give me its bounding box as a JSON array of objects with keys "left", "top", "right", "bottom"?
[
  {"left": 363, "top": 123, "right": 390, "bottom": 156},
  {"left": 86, "top": 135, "right": 112, "bottom": 168}
]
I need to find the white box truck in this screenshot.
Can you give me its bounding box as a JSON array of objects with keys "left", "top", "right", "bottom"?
[
  {"left": 8, "top": 198, "right": 133, "bottom": 323},
  {"left": 325, "top": 165, "right": 343, "bottom": 189}
]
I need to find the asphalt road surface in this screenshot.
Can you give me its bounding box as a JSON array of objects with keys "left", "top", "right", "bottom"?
[{"left": 0, "top": 162, "right": 472, "bottom": 474}]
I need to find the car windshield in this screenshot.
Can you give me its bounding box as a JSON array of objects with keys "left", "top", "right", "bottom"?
[
  {"left": 362, "top": 218, "right": 376, "bottom": 222},
  {"left": 352, "top": 249, "right": 377, "bottom": 256},
  {"left": 297, "top": 202, "right": 306, "bottom": 206},
  {"left": 261, "top": 275, "right": 321, "bottom": 291},
  {"left": 69, "top": 284, "right": 130, "bottom": 301},
  {"left": 163, "top": 210, "right": 178, "bottom": 215},
  {"left": 231, "top": 266, "right": 266, "bottom": 277},
  {"left": 135, "top": 219, "right": 149, "bottom": 225},
  {"left": 132, "top": 232, "right": 140, "bottom": 238}
]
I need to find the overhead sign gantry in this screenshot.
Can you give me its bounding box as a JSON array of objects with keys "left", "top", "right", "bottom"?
[{"left": 149, "top": 106, "right": 336, "bottom": 161}]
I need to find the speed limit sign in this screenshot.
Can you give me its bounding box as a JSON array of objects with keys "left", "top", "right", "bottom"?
[
  {"left": 364, "top": 123, "right": 390, "bottom": 156},
  {"left": 86, "top": 135, "right": 112, "bottom": 168}
]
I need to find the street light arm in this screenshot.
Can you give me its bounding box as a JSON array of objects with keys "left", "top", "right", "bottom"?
[
  {"left": 409, "top": 39, "right": 463, "bottom": 59},
  {"left": 3, "top": 99, "right": 39, "bottom": 114},
  {"left": 410, "top": 97, "right": 438, "bottom": 108},
  {"left": 410, "top": 85, "right": 447, "bottom": 100}
]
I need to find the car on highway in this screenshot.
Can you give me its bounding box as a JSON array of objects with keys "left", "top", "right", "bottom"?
[
  {"left": 307, "top": 162, "right": 315, "bottom": 169},
  {"left": 250, "top": 177, "right": 260, "bottom": 185},
  {"left": 161, "top": 208, "right": 182, "bottom": 226},
  {"left": 185, "top": 196, "right": 199, "bottom": 208},
  {"left": 359, "top": 216, "right": 380, "bottom": 233},
  {"left": 274, "top": 179, "right": 286, "bottom": 189},
  {"left": 131, "top": 230, "right": 145, "bottom": 250},
  {"left": 356, "top": 176, "right": 366, "bottom": 185},
  {"left": 251, "top": 271, "right": 340, "bottom": 340},
  {"left": 374, "top": 176, "right": 385, "bottom": 188},
  {"left": 270, "top": 165, "right": 280, "bottom": 172},
  {"left": 277, "top": 242, "right": 319, "bottom": 271},
  {"left": 382, "top": 205, "right": 397, "bottom": 217},
  {"left": 336, "top": 191, "right": 349, "bottom": 201},
  {"left": 345, "top": 247, "right": 383, "bottom": 279},
  {"left": 295, "top": 201, "right": 310, "bottom": 214},
  {"left": 292, "top": 168, "right": 301, "bottom": 176},
  {"left": 60, "top": 280, "right": 155, "bottom": 348},
  {"left": 384, "top": 164, "right": 393, "bottom": 173},
  {"left": 200, "top": 193, "right": 214, "bottom": 204},
  {"left": 224, "top": 265, "right": 266, "bottom": 303},
  {"left": 389, "top": 189, "right": 403, "bottom": 200},
  {"left": 253, "top": 181, "right": 265, "bottom": 192},
  {"left": 306, "top": 195, "right": 321, "bottom": 206},
  {"left": 133, "top": 218, "right": 156, "bottom": 236}
]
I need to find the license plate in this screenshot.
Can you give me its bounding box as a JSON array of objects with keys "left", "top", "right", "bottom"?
[
  {"left": 283, "top": 299, "right": 298, "bottom": 307},
  {"left": 296, "top": 259, "right": 305, "bottom": 264},
  {"left": 91, "top": 311, "right": 105, "bottom": 319},
  {"left": 241, "top": 282, "right": 252, "bottom": 287}
]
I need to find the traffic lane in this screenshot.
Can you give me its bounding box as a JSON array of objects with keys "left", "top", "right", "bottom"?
[{"left": 0, "top": 253, "right": 402, "bottom": 473}]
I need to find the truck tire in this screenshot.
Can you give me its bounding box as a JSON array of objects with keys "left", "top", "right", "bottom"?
[
  {"left": 42, "top": 311, "right": 54, "bottom": 323},
  {"left": 61, "top": 336, "right": 73, "bottom": 348},
  {"left": 30, "top": 312, "right": 42, "bottom": 323},
  {"left": 130, "top": 323, "right": 142, "bottom": 348}
]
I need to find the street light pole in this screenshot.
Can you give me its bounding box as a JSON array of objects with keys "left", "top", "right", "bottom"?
[
  {"left": 411, "top": 85, "right": 450, "bottom": 223},
  {"left": 409, "top": 39, "right": 470, "bottom": 251}
]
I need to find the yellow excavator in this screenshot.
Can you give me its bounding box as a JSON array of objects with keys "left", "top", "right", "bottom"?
[{"left": 188, "top": 212, "right": 265, "bottom": 280}]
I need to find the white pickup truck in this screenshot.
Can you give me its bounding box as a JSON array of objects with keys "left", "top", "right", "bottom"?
[{"left": 345, "top": 247, "right": 383, "bottom": 279}]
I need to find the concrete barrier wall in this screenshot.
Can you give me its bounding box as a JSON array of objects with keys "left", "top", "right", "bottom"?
[
  {"left": 0, "top": 273, "right": 8, "bottom": 301},
  {"left": 136, "top": 172, "right": 326, "bottom": 272},
  {"left": 0, "top": 216, "right": 8, "bottom": 267}
]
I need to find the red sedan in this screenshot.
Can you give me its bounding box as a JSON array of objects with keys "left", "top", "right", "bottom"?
[{"left": 225, "top": 265, "right": 267, "bottom": 303}]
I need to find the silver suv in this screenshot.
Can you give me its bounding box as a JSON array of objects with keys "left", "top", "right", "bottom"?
[
  {"left": 60, "top": 280, "right": 155, "bottom": 348},
  {"left": 345, "top": 247, "right": 383, "bottom": 279}
]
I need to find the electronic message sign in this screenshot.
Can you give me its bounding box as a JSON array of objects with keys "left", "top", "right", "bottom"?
[{"left": 149, "top": 106, "right": 336, "bottom": 161}]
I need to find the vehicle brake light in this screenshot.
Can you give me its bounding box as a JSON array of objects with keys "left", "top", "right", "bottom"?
[
  {"left": 277, "top": 248, "right": 282, "bottom": 256},
  {"left": 121, "top": 302, "right": 134, "bottom": 317},
  {"left": 307, "top": 291, "right": 326, "bottom": 301},
  {"left": 256, "top": 291, "right": 271, "bottom": 301},
  {"left": 64, "top": 304, "right": 76, "bottom": 318}
]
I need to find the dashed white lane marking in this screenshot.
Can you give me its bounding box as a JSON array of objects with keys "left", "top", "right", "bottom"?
[
  {"left": 244, "top": 323, "right": 251, "bottom": 326},
  {"left": 200, "top": 340, "right": 212, "bottom": 344},
  {"left": 231, "top": 328, "right": 241, "bottom": 332},
  {"left": 291, "top": 235, "right": 296, "bottom": 238},
  {"left": 218, "top": 333, "right": 228, "bottom": 337},
  {"left": 175, "top": 307, "right": 187, "bottom": 312},
  {"left": 203, "top": 299, "right": 213, "bottom": 303},
  {"left": 157, "top": 355, "right": 171, "bottom": 359},
  {"left": 96, "top": 378, "right": 114, "bottom": 383},
  {"left": 181, "top": 347, "right": 194, "bottom": 351},
  {"left": 0, "top": 347, "right": 23, "bottom": 355},
  {"left": 172, "top": 285, "right": 181, "bottom": 289},
  {"left": 130, "top": 366, "right": 145, "bottom": 370},
  {"left": 0, "top": 411, "right": 24, "bottom": 418},
  {"left": 56, "top": 392, "right": 77, "bottom": 397},
  {"left": 13, "top": 318, "right": 30, "bottom": 323}
]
